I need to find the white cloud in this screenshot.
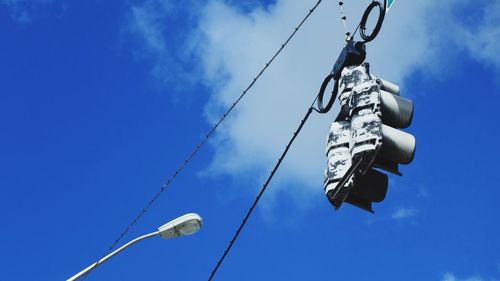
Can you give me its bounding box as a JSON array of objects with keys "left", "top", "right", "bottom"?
[
  {"left": 391, "top": 207, "right": 417, "bottom": 220},
  {"left": 127, "top": 0, "right": 175, "bottom": 81},
  {"left": 126, "top": 0, "right": 204, "bottom": 86},
  {"left": 129, "top": 1, "right": 168, "bottom": 57},
  {"left": 129, "top": 0, "right": 500, "bottom": 200},
  {"left": 442, "top": 272, "right": 495, "bottom": 281},
  {"left": 190, "top": 0, "right": 460, "bottom": 196},
  {"left": 456, "top": 1, "right": 500, "bottom": 70}
]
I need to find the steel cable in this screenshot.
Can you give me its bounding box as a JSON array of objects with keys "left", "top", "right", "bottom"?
[{"left": 207, "top": 95, "right": 320, "bottom": 281}]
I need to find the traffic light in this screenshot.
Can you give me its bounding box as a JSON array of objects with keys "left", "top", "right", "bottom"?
[
  {"left": 323, "top": 63, "right": 415, "bottom": 212},
  {"left": 344, "top": 168, "right": 388, "bottom": 212},
  {"left": 372, "top": 77, "right": 415, "bottom": 175}
]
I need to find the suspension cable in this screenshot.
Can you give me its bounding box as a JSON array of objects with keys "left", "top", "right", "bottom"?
[
  {"left": 338, "top": 1, "right": 350, "bottom": 41},
  {"left": 81, "top": 0, "right": 324, "bottom": 279},
  {"left": 207, "top": 95, "right": 320, "bottom": 281},
  {"left": 338, "top": 0, "right": 387, "bottom": 43}
]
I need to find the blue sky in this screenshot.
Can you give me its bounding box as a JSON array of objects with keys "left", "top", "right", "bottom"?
[{"left": 1, "top": 0, "right": 500, "bottom": 280}]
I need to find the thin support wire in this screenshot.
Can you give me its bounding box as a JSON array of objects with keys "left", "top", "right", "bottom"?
[
  {"left": 338, "top": 1, "right": 350, "bottom": 41},
  {"left": 207, "top": 96, "right": 319, "bottom": 281}
]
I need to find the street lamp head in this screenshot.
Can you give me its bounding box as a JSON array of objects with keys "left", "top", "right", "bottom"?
[{"left": 158, "top": 213, "right": 203, "bottom": 239}]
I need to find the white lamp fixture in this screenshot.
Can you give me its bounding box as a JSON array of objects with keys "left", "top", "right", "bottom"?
[{"left": 158, "top": 213, "right": 203, "bottom": 239}]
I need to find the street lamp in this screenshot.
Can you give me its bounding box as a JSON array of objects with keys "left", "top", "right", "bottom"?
[{"left": 67, "top": 213, "right": 203, "bottom": 281}]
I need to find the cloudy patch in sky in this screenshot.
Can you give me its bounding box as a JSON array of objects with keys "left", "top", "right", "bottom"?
[
  {"left": 392, "top": 207, "right": 417, "bottom": 220},
  {"left": 126, "top": 0, "right": 204, "bottom": 88},
  {"left": 1, "top": 0, "right": 31, "bottom": 23},
  {"left": 441, "top": 272, "right": 498, "bottom": 281},
  {"left": 456, "top": 1, "right": 500, "bottom": 70},
  {"left": 125, "top": 0, "right": 500, "bottom": 197},
  {"left": 190, "top": 0, "right": 450, "bottom": 192},
  {"left": 1, "top": 0, "right": 61, "bottom": 24}
]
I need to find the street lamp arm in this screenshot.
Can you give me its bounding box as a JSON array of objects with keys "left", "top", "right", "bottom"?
[
  {"left": 67, "top": 231, "right": 160, "bottom": 281},
  {"left": 67, "top": 213, "right": 202, "bottom": 280}
]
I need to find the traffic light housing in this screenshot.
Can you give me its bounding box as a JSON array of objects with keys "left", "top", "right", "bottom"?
[
  {"left": 345, "top": 168, "right": 388, "bottom": 212},
  {"left": 323, "top": 63, "right": 416, "bottom": 212},
  {"left": 372, "top": 78, "right": 415, "bottom": 175}
]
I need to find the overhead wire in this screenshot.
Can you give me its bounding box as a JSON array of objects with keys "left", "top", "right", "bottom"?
[
  {"left": 81, "top": 0, "right": 324, "bottom": 279},
  {"left": 207, "top": 94, "right": 322, "bottom": 281}
]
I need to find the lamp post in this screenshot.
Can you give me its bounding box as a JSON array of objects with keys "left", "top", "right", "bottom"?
[{"left": 67, "top": 213, "right": 203, "bottom": 281}]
